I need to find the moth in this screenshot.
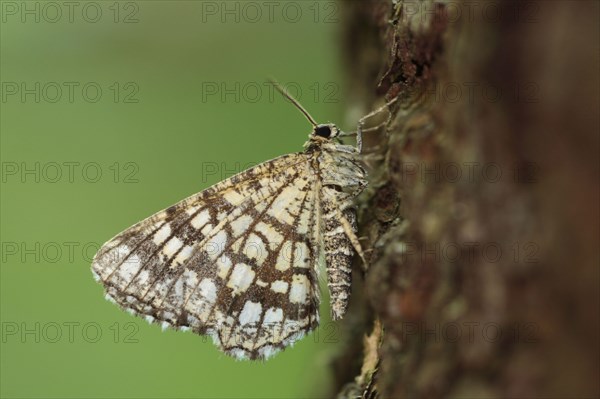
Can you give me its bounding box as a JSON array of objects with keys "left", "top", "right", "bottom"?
[{"left": 92, "top": 81, "right": 393, "bottom": 360}]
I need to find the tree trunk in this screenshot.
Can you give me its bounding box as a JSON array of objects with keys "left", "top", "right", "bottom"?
[{"left": 333, "top": 1, "right": 599, "bottom": 398}]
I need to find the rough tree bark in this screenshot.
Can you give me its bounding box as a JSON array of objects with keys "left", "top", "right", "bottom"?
[{"left": 332, "top": 1, "right": 599, "bottom": 398}]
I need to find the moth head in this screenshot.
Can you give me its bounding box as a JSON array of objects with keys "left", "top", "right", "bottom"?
[{"left": 312, "top": 123, "right": 340, "bottom": 140}]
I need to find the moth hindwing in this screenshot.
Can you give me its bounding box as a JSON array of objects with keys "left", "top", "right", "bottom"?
[{"left": 92, "top": 86, "right": 370, "bottom": 360}]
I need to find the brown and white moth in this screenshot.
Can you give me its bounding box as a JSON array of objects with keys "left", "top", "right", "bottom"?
[{"left": 92, "top": 81, "right": 391, "bottom": 360}]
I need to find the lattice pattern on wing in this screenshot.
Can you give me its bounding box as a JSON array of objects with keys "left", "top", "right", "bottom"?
[{"left": 92, "top": 153, "right": 321, "bottom": 359}]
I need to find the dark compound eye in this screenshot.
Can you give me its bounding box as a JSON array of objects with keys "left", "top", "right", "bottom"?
[{"left": 314, "top": 125, "right": 332, "bottom": 138}]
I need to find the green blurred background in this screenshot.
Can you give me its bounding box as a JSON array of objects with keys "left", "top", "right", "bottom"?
[{"left": 0, "top": 1, "right": 346, "bottom": 397}]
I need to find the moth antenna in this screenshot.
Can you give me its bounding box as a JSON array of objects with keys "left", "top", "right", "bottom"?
[{"left": 268, "top": 78, "right": 318, "bottom": 127}]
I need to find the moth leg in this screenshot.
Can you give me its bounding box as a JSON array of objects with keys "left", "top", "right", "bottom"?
[
  {"left": 337, "top": 208, "right": 367, "bottom": 267},
  {"left": 333, "top": 144, "right": 360, "bottom": 155},
  {"left": 340, "top": 97, "right": 398, "bottom": 153}
]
